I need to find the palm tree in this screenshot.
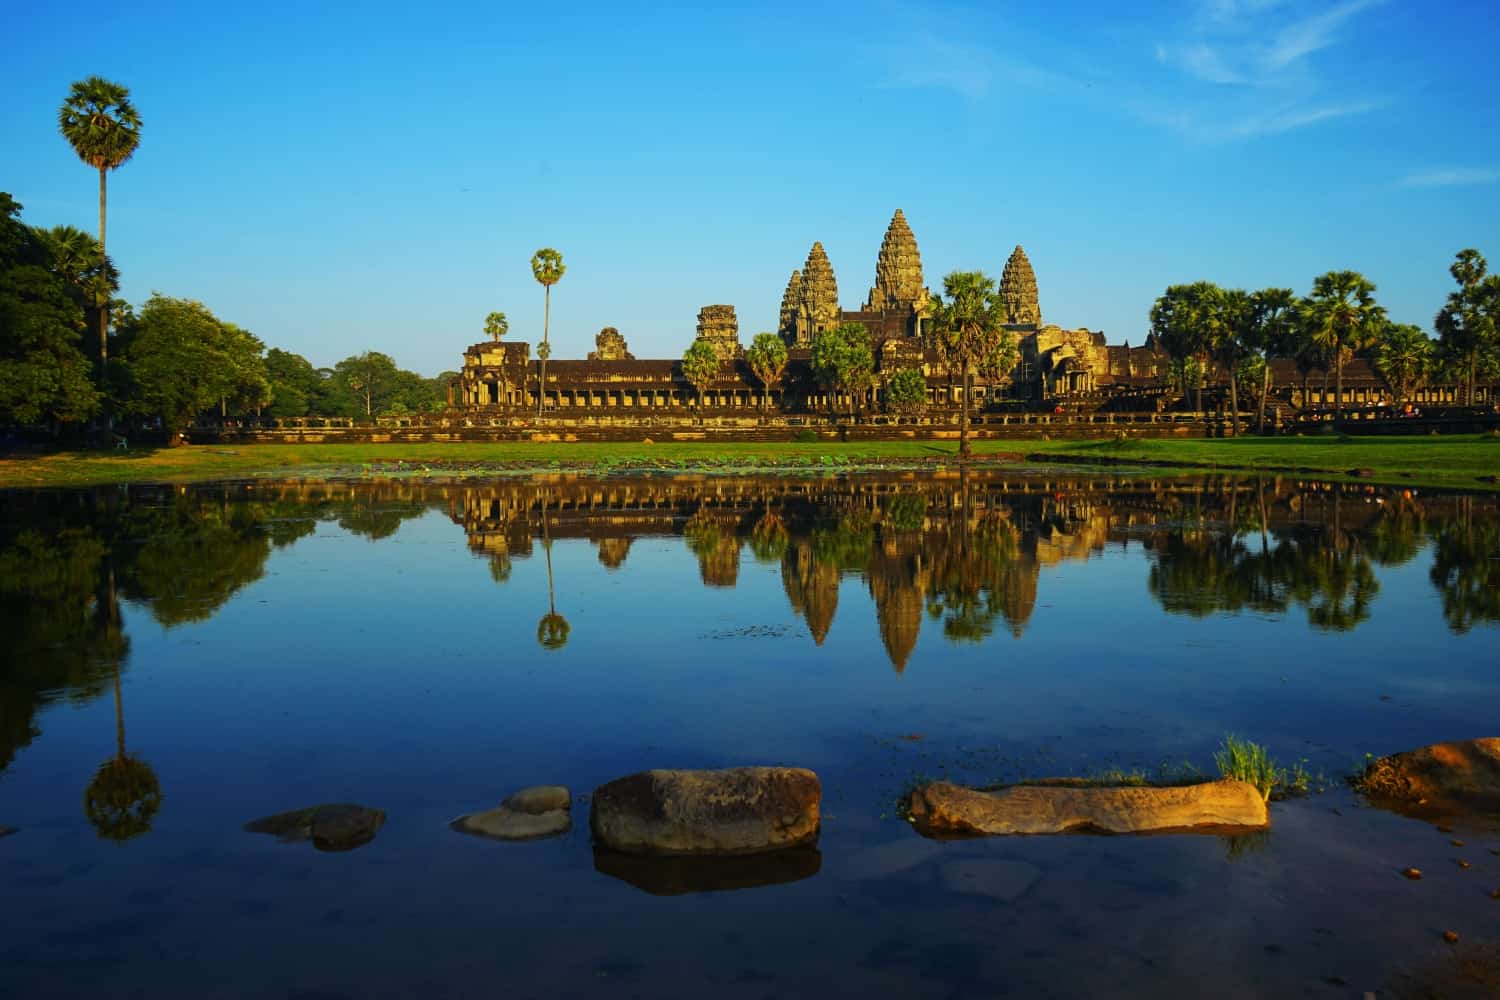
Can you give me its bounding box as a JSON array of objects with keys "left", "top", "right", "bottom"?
[
  {"left": 1247, "top": 288, "right": 1298, "bottom": 432},
  {"left": 530, "top": 249, "right": 565, "bottom": 417},
  {"left": 928, "top": 271, "right": 1009, "bottom": 460},
  {"left": 1303, "top": 271, "right": 1382, "bottom": 419},
  {"left": 746, "top": 332, "right": 789, "bottom": 412},
  {"left": 58, "top": 77, "right": 142, "bottom": 371},
  {"left": 1374, "top": 321, "right": 1433, "bottom": 407},
  {"left": 1150, "top": 282, "right": 1221, "bottom": 413},
  {"left": 484, "top": 311, "right": 508, "bottom": 342},
  {"left": 681, "top": 339, "right": 720, "bottom": 418}
]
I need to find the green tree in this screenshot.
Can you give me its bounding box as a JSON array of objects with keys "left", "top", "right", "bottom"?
[
  {"left": 1150, "top": 281, "right": 1221, "bottom": 412},
  {"left": 928, "top": 272, "right": 1010, "bottom": 458},
  {"left": 530, "top": 248, "right": 565, "bottom": 417},
  {"left": 264, "top": 348, "right": 320, "bottom": 418},
  {"left": 681, "top": 338, "right": 720, "bottom": 415},
  {"left": 58, "top": 77, "right": 141, "bottom": 371},
  {"left": 0, "top": 196, "right": 101, "bottom": 424},
  {"left": 810, "top": 321, "right": 876, "bottom": 420},
  {"left": 1374, "top": 321, "right": 1433, "bottom": 407},
  {"left": 334, "top": 351, "right": 400, "bottom": 418},
  {"left": 218, "top": 323, "right": 271, "bottom": 417},
  {"left": 116, "top": 295, "right": 256, "bottom": 439},
  {"left": 746, "top": 332, "right": 789, "bottom": 411},
  {"left": 1302, "top": 271, "right": 1383, "bottom": 418},
  {"left": 884, "top": 367, "right": 928, "bottom": 415},
  {"left": 1246, "top": 288, "right": 1299, "bottom": 432},
  {"left": 1215, "top": 288, "right": 1253, "bottom": 430},
  {"left": 484, "top": 310, "right": 508, "bottom": 342},
  {"left": 1433, "top": 250, "right": 1498, "bottom": 406}
]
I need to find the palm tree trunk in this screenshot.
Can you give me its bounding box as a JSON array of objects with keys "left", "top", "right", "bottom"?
[
  {"left": 1257, "top": 358, "right": 1271, "bottom": 434},
  {"left": 112, "top": 659, "right": 125, "bottom": 759},
  {"left": 1335, "top": 350, "right": 1344, "bottom": 419},
  {"left": 1226, "top": 352, "right": 1240, "bottom": 437},
  {"left": 98, "top": 167, "right": 108, "bottom": 370},
  {"left": 959, "top": 362, "right": 972, "bottom": 460},
  {"left": 537, "top": 285, "right": 550, "bottom": 419}
]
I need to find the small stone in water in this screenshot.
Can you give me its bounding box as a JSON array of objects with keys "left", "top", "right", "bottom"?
[
  {"left": 1401, "top": 867, "right": 1423, "bottom": 880},
  {"left": 1450, "top": 839, "right": 1465, "bottom": 847},
  {"left": 1490, "top": 888, "right": 1500, "bottom": 899},
  {"left": 1442, "top": 930, "right": 1459, "bottom": 944},
  {"left": 1457, "top": 859, "right": 1472, "bottom": 869}
]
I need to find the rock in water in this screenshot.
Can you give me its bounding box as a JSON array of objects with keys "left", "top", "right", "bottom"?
[
  {"left": 453, "top": 807, "right": 571, "bottom": 841},
  {"left": 244, "top": 804, "right": 386, "bottom": 852},
  {"left": 907, "top": 780, "right": 1268, "bottom": 837},
  {"left": 452, "top": 784, "right": 572, "bottom": 841},
  {"left": 503, "top": 786, "right": 571, "bottom": 815},
  {"left": 939, "top": 859, "right": 1043, "bottom": 901},
  {"left": 0, "top": 826, "right": 16, "bottom": 839},
  {"left": 1357, "top": 738, "right": 1500, "bottom": 824},
  {"left": 591, "top": 767, "right": 820, "bottom": 855}
]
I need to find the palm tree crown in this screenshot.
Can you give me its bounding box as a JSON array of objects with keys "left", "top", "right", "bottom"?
[{"left": 58, "top": 77, "right": 142, "bottom": 174}]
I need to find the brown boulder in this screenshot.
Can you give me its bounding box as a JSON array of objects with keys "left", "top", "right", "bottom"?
[
  {"left": 244, "top": 803, "right": 386, "bottom": 852},
  {"left": 906, "top": 779, "right": 1268, "bottom": 837},
  {"left": 590, "top": 767, "right": 820, "bottom": 855},
  {"left": 1357, "top": 738, "right": 1500, "bottom": 823}
]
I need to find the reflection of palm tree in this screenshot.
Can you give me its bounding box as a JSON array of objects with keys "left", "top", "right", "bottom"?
[
  {"left": 84, "top": 564, "right": 160, "bottom": 841},
  {"left": 536, "top": 497, "right": 570, "bottom": 650}
]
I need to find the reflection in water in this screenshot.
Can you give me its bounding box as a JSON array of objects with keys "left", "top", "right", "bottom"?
[
  {"left": 2, "top": 474, "right": 1498, "bottom": 779},
  {"left": 593, "top": 845, "right": 822, "bottom": 896}
]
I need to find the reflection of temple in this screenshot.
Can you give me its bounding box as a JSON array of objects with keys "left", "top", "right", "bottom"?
[{"left": 453, "top": 210, "right": 1146, "bottom": 417}]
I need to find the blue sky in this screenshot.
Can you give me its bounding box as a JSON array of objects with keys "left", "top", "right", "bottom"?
[{"left": 5, "top": 0, "right": 1497, "bottom": 376}]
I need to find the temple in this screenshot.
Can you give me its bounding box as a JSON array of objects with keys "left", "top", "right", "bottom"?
[{"left": 451, "top": 209, "right": 1473, "bottom": 421}]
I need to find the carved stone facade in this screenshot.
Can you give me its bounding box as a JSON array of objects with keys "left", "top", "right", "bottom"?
[
  {"left": 1000, "top": 246, "right": 1041, "bottom": 328},
  {"left": 588, "top": 327, "right": 634, "bottom": 362},
  {"left": 865, "top": 209, "right": 927, "bottom": 313},
  {"left": 781, "top": 243, "right": 840, "bottom": 348},
  {"left": 695, "top": 305, "right": 741, "bottom": 361}
]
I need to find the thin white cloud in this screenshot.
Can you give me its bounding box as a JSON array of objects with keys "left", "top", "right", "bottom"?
[
  {"left": 1398, "top": 167, "right": 1500, "bottom": 189},
  {"left": 1138, "top": 99, "right": 1384, "bottom": 142},
  {"left": 1264, "top": 0, "right": 1387, "bottom": 70},
  {"left": 871, "top": 31, "right": 1060, "bottom": 100}
]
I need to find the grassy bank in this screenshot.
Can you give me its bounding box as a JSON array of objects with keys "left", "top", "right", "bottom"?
[{"left": 1, "top": 435, "right": 1496, "bottom": 489}]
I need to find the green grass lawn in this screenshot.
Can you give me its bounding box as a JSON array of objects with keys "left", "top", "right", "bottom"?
[{"left": 1, "top": 435, "right": 1496, "bottom": 489}]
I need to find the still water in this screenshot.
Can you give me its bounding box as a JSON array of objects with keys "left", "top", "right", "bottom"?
[{"left": 2, "top": 470, "right": 1498, "bottom": 998}]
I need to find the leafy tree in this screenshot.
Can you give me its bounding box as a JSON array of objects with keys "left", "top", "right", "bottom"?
[
  {"left": 1302, "top": 271, "right": 1383, "bottom": 417},
  {"left": 1150, "top": 281, "right": 1221, "bottom": 412},
  {"left": 58, "top": 76, "right": 141, "bottom": 370},
  {"left": 810, "top": 321, "right": 876, "bottom": 420},
  {"left": 116, "top": 295, "right": 256, "bottom": 439},
  {"left": 746, "top": 331, "right": 788, "bottom": 411},
  {"left": 265, "top": 348, "right": 320, "bottom": 417},
  {"left": 928, "top": 272, "right": 1010, "bottom": 458},
  {"left": 217, "top": 323, "right": 271, "bottom": 417},
  {"left": 681, "top": 338, "right": 720, "bottom": 414},
  {"left": 0, "top": 195, "right": 101, "bottom": 424},
  {"left": 484, "top": 310, "right": 508, "bottom": 342},
  {"left": 334, "top": 351, "right": 399, "bottom": 418},
  {"left": 530, "top": 248, "right": 565, "bottom": 417},
  {"left": 1374, "top": 321, "right": 1432, "bottom": 406},
  {"left": 885, "top": 367, "right": 928, "bottom": 415},
  {"left": 1433, "top": 250, "right": 1498, "bottom": 406},
  {"left": 1215, "top": 288, "right": 1252, "bottom": 429}
]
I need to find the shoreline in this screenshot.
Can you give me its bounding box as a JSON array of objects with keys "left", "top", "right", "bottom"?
[{"left": 1, "top": 435, "right": 1497, "bottom": 490}]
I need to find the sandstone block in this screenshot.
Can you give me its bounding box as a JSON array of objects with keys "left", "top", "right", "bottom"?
[{"left": 906, "top": 779, "right": 1268, "bottom": 837}]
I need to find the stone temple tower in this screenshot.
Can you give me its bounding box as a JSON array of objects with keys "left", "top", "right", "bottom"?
[
  {"left": 778, "top": 270, "right": 802, "bottom": 346},
  {"left": 1000, "top": 245, "right": 1041, "bottom": 328},
  {"left": 864, "top": 208, "right": 926, "bottom": 313},
  {"left": 787, "top": 242, "right": 839, "bottom": 347}
]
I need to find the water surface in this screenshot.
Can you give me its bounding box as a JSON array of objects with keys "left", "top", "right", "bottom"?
[{"left": 2, "top": 471, "right": 1498, "bottom": 997}]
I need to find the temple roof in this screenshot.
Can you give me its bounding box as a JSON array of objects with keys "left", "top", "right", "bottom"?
[
  {"left": 865, "top": 208, "right": 925, "bottom": 312},
  {"left": 1000, "top": 245, "right": 1041, "bottom": 327}
]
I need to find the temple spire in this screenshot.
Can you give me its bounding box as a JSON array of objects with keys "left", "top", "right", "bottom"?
[
  {"left": 1000, "top": 245, "right": 1041, "bottom": 327},
  {"left": 865, "top": 208, "right": 925, "bottom": 312},
  {"left": 794, "top": 242, "right": 839, "bottom": 346},
  {"left": 778, "top": 270, "right": 803, "bottom": 346}
]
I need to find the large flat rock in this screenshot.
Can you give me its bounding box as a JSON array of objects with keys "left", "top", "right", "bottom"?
[
  {"left": 1357, "top": 737, "right": 1500, "bottom": 824},
  {"left": 907, "top": 779, "right": 1268, "bottom": 837},
  {"left": 590, "top": 767, "right": 820, "bottom": 855}
]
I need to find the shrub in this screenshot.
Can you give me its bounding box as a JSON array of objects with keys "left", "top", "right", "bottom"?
[
  {"left": 1214, "top": 735, "right": 1282, "bottom": 803},
  {"left": 794, "top": 429, "right": 819, "bottom": 443}
]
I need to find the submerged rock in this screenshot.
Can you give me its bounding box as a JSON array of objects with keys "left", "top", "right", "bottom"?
[
  {"left": 906, "top": 779, "right": 1268, "bottom": 837},
  {"left": 244, "top": 804, "right": 385, "bottom": 852},
  {"left": 1357, "top": 738, "right": 1500, "bottom": 825},
  {"left": 453, "top": 785, "right": 572, "bottom": 841},
  {"left": 590, "top": 767, "right": 820, "bottom": 855},
  {"left": 939, "top": 859, "right": 1042, "bottom": 901},
  {"left": 0, "top": 826, "right": 16, "bottom": 839},
  {"left": 594, "top": 845, "right": 821, "bottom": 895}
]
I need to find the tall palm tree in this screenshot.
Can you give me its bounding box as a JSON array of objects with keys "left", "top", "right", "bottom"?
[
  {"left": 1374, "top": 321, "right": 1433, "bottom": 407},
  {"left": 928, "top": 271, "right": 1008, "bottom": 460},
  {"left": 58, "top": 77, "right": 142, "bottom": 371},
  {"left": 484, "top": 311, "right": 508, "bottom": 342},
  {"left": 1303, "top": 271, "right": 1382, "bottom": 419},
  {"left": 746, "top": 332, "right": 789, "bottom": 412},
  {"left": 1248, "top": 288, "right": 1298, "bottom": 432},
  {"left": 530, "top": 249, "right": 565, "bottom": 418}
]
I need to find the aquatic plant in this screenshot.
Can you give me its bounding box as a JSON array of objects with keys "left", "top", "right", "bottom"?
[{"left": 1214, "top": 735, "right": 1282, "bottom": 802}]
